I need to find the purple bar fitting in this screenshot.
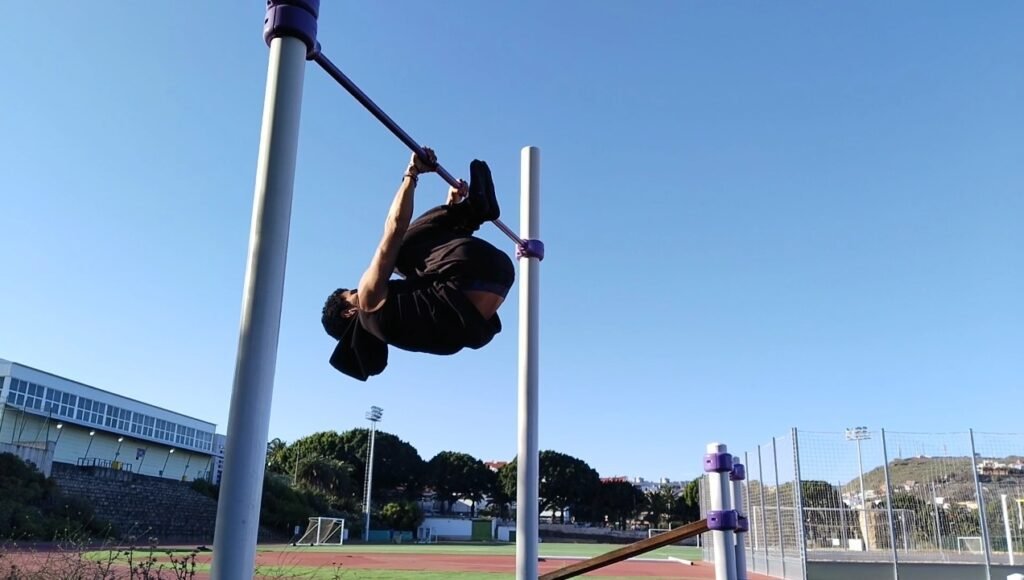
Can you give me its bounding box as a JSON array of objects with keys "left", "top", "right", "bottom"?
[
  {"left": 736, "top": 515, "right": 750, "bottom": 533},
  {"left": 730, "top": 462, "right": 746, "bottom": 481},
  {"left": 263, "top": 0, "right": 319, "bottom": 56},
  {"left": 310, "top": 51, "right": 527, "bottom": 248},
  {"left": 707, "top": 510, "right": 738, "bottom": 531},
  {"left": 516, "top": 240, "right": 545, "bottom": 261},
  {"left": 704, "top": 452, "right": 733, "bottom": 473}
]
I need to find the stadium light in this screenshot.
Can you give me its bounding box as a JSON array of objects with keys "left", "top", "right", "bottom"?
[
  {"left": 846, "top": 426, "right": 871, "bottom": 550},
  {"left": 161, "top": 448, "right": 175, "bottom": 476},
  {"left": 54, "top": 423, "right": 64, "bottom": 446},
  {"left": 363, "top": 406, "right": 383, "bottom": 542},
  {"left": 84, "top": 430, "right": 97, "bottom": 459},
  {"left": 114, "top": 436, "right": 124, "bottom": 462}
]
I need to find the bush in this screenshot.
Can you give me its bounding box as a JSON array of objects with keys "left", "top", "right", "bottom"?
[
  {"left": 378, "top": 501, "right": 424, "bottom": 532},
  {"left": 0, "top": 453, "right": 112, "bottom": 541}
]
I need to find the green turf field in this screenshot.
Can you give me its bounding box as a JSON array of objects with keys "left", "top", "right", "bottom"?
[{"left": 257, "top": 541, "right": 703, "bottom": 561}]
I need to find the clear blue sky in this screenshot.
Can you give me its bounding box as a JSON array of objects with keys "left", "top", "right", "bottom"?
[{"left": 1, "top": 2, "right": 1021, "bottom": 483}]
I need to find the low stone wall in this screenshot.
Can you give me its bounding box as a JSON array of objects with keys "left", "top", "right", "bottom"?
[{"left": 51, "top": 462, "right": 218, "bottom": 544}]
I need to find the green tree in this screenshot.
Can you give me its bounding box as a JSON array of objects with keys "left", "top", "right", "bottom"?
[
  {"left": 427, "top": 451, "right": 495, "bottom": 515},
  {"left": 283, "top": 430, "right": 426, "bottom": 501},
  {"left": 498, "top": 453, "right": 601, "bottom": 523},
  {"left": 337, "top": 429, "right": 426, "bottom": 500},
  {"left": 539, "top": 451, "right": 600, "bottom": 523},
  {"left": 296, "top": 456, "right": 355, "bottom": 497},
  {"left": 487, "top": 462, "right": 516, "bottom": 519},
  {"left": 379, "top": 501, "right": 425, "bottom": 531},
  {"left": 266, "top": 437, "right": 289, "bottom": 474},
  {"left": 670, "top": 478, "right": 702, "bottom": 525},
  {"left": 596, "top": 480, "right": 645, "bottom": 528},
  {"left": 643, "top": 485, "right": 676, "bottom": 528}
]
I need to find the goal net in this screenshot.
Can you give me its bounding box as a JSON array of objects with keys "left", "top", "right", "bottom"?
[
  {"left": 295, "top": 517, "right": 345, "bottom": 546},
  {"left": 648, "top": 528, "right": 673, "bottom": 539},
  {"left": 957, "top": 536, "right": 984, "bottom": 554}
]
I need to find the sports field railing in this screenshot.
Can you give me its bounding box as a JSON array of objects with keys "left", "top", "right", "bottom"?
[{"left": 703, "top": 427, "right": 1024, "bottom": 579}]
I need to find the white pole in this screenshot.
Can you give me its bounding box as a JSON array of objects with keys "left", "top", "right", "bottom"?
[
  {"left": 365, "top": 420, "right": 378, "bottom": 541},
  {"left": 211, "top": 34, "right": 307, "bottom": 579},
  {"left": 857, "top": 438, "right": 870, "bottom": 550},
  {"left": 516, "top": 146, "right": 541, "bottom": 580},
  {"left": 732, "top": 468, "right": 748, "bottom": 580},
  {"left": 708, "top": 443, "right": 738, "bottom": 580},
  {"left": 1003, "top": 494, "right": 1016, "bottom": 565}
]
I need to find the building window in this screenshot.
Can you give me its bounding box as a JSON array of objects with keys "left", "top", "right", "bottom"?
[
  {"left": 105, "top": 405, "right": 120, "bottom": 428},
  {"left": 8, "top": 380, "right": 27, "bottom": 406},
  {"left": 91, "top": 402, "right": 105, "bottom": 425},
  {"left": 59, "top": 392, "right": 76, "bottom": 418},
  {"left": 143, "top": 416, "right": 154, "bottom": 437}
]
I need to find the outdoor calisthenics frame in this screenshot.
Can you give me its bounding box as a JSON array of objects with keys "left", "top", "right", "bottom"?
[{"left": 211, "top": 2, "right": 543, "bottom": 579}]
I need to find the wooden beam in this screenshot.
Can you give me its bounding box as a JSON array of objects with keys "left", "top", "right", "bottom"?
[{"left": 538, "top": 519, "right": 710, "bottom": 580}]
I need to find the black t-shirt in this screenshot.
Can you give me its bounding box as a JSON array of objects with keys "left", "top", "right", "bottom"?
[{"left": 358, "top": 278, "right": 502, "bottom": 355}]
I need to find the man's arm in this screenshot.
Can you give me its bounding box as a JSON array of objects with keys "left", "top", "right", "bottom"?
[{"left": 357, "top": 149, "right": 437, "bottom": 311}]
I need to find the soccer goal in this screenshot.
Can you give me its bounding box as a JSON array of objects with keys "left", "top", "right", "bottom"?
[
  {"left": 295, "top": 517, "right": 346, "bottom": 546},
  {"left": 648, "top": 528, "right": 673, "bottom": 539},
  {"left": 417, "top": 526, "right": 438, "bottom": 544},
  {"left": 957, "top": 536, "right": 984, "bottom": 554}
]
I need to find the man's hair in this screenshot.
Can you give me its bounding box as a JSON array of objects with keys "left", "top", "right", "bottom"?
[{"left": 322, "top": 288, "right": 353, "bottom": 340}]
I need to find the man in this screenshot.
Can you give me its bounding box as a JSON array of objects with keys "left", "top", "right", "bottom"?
[{"left": 322, "top": 149, "right": 515, "bottom": 381}]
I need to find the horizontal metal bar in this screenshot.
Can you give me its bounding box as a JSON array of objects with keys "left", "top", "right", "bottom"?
[{"left": 313, "top": 51, "right": 527, "bottom": 247}]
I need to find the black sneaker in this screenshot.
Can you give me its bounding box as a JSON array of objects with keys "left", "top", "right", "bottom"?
[{"left": 469, "top": 159, "right": 500, "bottom": 222}]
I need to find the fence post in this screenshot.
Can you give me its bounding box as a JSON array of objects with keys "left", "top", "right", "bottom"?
[
  {"left": 772, "top": 437, "right": 787, "bottom": 578},
  {"left": 969, "top": 429, "right": 993, "bottom": 580},
  {"left": 757, "top": 445, "right": 769, "bottom": 572},
  {"left": 1003, "top": 494, "right": 1016, "bottom": 566},
  {"left": 705, "top": 442, "right": 738, "bottom": 580},
  {"left": 733, "top": 458, "right": 749, "bottom": 580},
  {"left": 791, "top": 428, "right": 809, "bottom": 580},
  {"left": 880, "top": 429, "right": 900, "bottom": 580},
  {"left": 745, "top": 451, "right": 755, "bottom": 571}
]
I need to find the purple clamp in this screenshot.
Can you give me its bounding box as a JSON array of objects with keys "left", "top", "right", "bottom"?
[
  {"left": 730, "top": 462, "right": 746, "bottom": 481},
  {"left": 736, "top": 515, "right": 749, "bottom": 533},
  {"left": 516, "top": 239, "right": 545, "bottom": 261},
  {"left": 707, "top": 510, "right": 738, "bottom": 531},
  {"left": 264, "top": 0, "right": 320, "bottom": 58},
  {"left": 703, "top": 452, "right": 733, "bottom": 473}
]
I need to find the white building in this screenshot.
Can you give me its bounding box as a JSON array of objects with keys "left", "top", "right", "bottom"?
[{"left": 0, "top": 358, "right": 221, "bottom": 482}]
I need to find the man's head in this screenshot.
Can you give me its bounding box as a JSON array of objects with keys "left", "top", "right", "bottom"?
[{"left": 321, "top": 288, "right": 359, "bottom": 339}]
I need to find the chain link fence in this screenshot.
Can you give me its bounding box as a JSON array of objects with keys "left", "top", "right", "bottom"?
[{"left": 701, "top": 428, "right": 1024, "bottom": 578}]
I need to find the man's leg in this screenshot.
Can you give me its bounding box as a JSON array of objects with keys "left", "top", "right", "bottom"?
[{"left": 396, "top": 160, "right": 500, "bottom": 279}]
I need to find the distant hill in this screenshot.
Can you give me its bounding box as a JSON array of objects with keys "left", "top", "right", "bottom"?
[{"left": 843, "top": 455, "right": 1024, "bottom": 502}]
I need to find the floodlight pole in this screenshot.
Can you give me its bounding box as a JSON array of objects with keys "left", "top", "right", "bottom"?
[
  {"left": 211, "top": 2, "right": 318, "bottom": 578},
  {"left": 846, "top": 426, "right": 871, "bottom": 550},
  {"left": 364, "top": 406, "right": 383, "bottom": 542}
]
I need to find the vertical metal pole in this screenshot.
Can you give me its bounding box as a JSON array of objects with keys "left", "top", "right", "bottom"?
[
  {"left": 931, "top": 481, "right": 943, "bottom": 553},
  {"left": 757, "top": 445, "right": 769, "bottom": 571},
  {"left": 733, "top": 460, "right": 748, "bottom": 580},
  {"left": 364, "top": 420, "right": 378, "bottom": 542},
  {"left": 212, "top": 0, "right": 314, "bottom": 571},
  {"left": 745, "top": 452, "right": 755, "bottom": 569},
  {"left": 516, "top": 146, "right": 541, "bottom": 580},
  {"left": 1003, "top": 495, "right": 1016, "bottom": 565},
  {"left": 857, "top": 438, "right": 869, "bottom": 550},
  {"left": 772, "top": 437, "right": 786, "bottom": 578},
  {"left": 707, "top": 443, "right": 738, "bottom": 580},
  {"left": 880, "top": 429, "right": 900, "bottom": 580},
  {"left": 840, "top": 486, "right": 849, "bottom": 549},
  {"left": 969, "top": 429, "right": 993, "bottom": 579},
  {"left": 791, "top": 428, "right": 809, "bottom": 580}
]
